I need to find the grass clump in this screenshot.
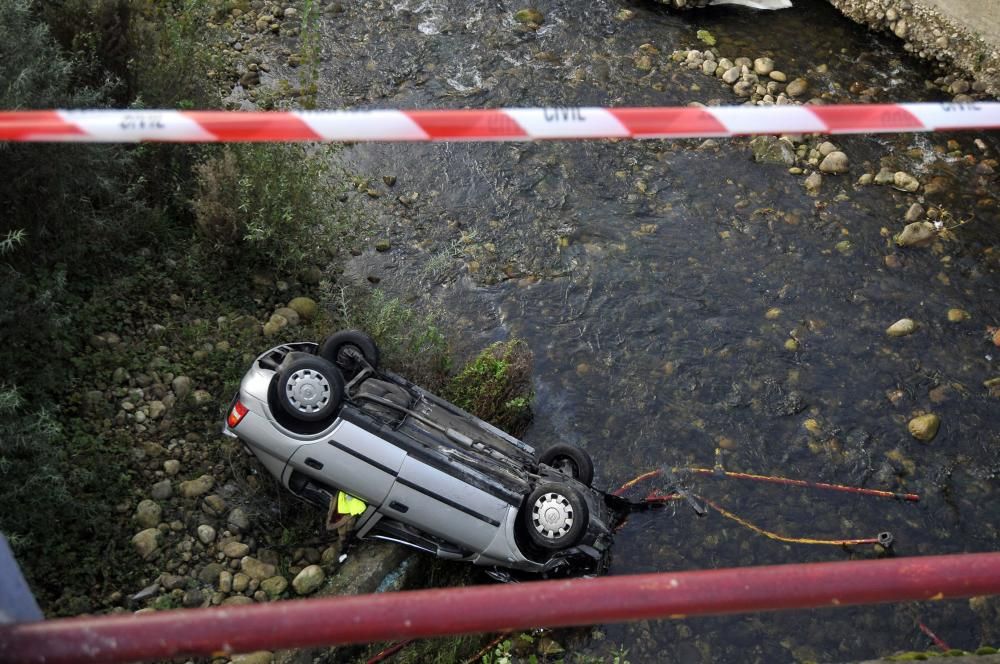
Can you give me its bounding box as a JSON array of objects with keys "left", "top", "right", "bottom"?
[
  {"left": 191, "top": 144, "right": 343, "bottom": 273},
  {"left": 444, "top": 340, "right": 533, "bottom": 436}
]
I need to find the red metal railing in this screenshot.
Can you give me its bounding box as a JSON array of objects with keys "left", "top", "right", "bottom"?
[{"left": 2, "top": 553, "right": 999, "bottom": 664}]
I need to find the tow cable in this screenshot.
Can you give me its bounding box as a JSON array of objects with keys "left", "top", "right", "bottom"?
[{"left": 609, "top": 451, "right": 917, "bottom": 549}]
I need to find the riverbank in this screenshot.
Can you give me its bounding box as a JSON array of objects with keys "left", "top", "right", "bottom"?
[{"left": 826, "top": 0, "right": 1000, "bottom": 98}]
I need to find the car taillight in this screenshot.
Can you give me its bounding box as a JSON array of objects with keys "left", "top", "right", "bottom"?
[{"left": 227, "top": 400, "right": 249, "bottom": 428}]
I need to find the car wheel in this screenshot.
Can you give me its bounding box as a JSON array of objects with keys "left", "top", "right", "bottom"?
[
  {"left": 275, "top": 352, "right": 344, "bottom": 422},
  {"left": 319, "top": 330, "right": 380, "bottom": 377},
  {"left": 523, "top": 482, "right": 589, "bottom": 551},
  {"left": 538, "top": 443, "right": 594, "bottom": 487}
]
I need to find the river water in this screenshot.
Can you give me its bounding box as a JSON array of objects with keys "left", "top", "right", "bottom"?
[{"left": 307, "top": 0, "right": 1000, "bottom": 659}]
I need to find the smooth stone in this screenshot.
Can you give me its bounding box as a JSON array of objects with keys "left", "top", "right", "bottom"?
[
  {"left": 819, "top": 151, "right": 849, "bottom": 174},
  {"left": 179, "top": 475, "right": 214, "bottom": 498},
  {"left": 886, "top": 318, "right": 918, "bottom": 337},
  {"left": 895, "top": 221, "right": 937, "bottom": 247},
  {"left": 893, "top": 171, "right": 920, "bottom": 192},
  {"left": 292, "top": 565, "right": 325, "bottom": 595},
  {"left": 908, "top": 414, "right": 940, "bottom": 442}
]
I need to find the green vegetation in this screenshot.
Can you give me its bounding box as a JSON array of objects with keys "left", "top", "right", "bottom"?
[{"left": 444, "top": 340, "right": 534, "bottom": 436}]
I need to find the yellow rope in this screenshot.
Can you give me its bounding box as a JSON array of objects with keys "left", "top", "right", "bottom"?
[{"left": 697, "top": 496, "right": 878, "bottom": 547}]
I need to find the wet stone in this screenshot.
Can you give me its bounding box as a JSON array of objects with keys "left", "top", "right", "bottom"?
[
  {"left": 292, "top": 565, "right": 325, "bottom": 595},
  {"left": 908, "top": 414, "right": 940, "bottom": 442},
  {"left": 893, "top": 171, "right": 920, "bottom": 192},
  {"left": 886, "top": 318, "right": 918, "bottom": 337},
  {"left": 819, "top": 151, "right": 849, "bottom": 174},
  {"left": 896, "top": 221, "right": 937, "bottom": 247},
  {"left": 904, "top": 203, "right": 925, "bottom": 222}
]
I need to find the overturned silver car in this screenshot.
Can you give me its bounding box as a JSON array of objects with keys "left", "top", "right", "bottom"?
[{"left": 223, "top": 331, "right": 615, "bottom": 575}]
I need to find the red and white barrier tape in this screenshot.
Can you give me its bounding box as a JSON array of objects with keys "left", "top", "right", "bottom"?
[{"left": 1, "top": 103, "right": 998, "bottom": 143}]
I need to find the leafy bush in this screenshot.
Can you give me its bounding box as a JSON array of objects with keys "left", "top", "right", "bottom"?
[
  {"left": 192, "top": 144, "right": 342, "bottom": 272},
  {"left": 444, "top": 340, "right": 534, "bottom": 436},
  {"left": 334, "top": 288, "right": 452, "bottom": 389}
]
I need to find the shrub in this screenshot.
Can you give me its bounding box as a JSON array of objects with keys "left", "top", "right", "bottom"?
[
  {"left": 191, "top": 144, "right": 342, "bottom": 272},
  {"left": 334, "top": 288, "right": 452, "bottom": 389},
  {"left": 444, "top": 340, "right": 534, "bottom": 436}
]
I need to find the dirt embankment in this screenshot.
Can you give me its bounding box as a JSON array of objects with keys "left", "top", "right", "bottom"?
[{"left": 826, "top": 0, "right": 1000, "bottom": 98}]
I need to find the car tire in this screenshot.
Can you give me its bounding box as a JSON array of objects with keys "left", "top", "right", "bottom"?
[
  {"left": 523, "top": 482, "right": 589, "bottom": 551},
  {"left": 538, "top": 443, "right": 595, "bottom": 487},
  {"left": 275, "top": 352, "right": 344, "bottom": 422},
  {"left": 319, "top": 330, "right": 380, "bottom": 377}
]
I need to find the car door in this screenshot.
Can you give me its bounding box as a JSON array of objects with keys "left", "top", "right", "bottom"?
[{"left": 285, "top": 418, "right": 406, "bottom": 506}]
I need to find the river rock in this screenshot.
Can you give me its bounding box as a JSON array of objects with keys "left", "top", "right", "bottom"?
[
  {"left": 819, "top": 151, "right": 849, "bottom": 174},
  {"left": 287, "top": 296, "right": 318, "bottom": 321},
  {"left": 904, "top": 203, "right": 924, "bottom": 222},
  {"left": 191, "top": 389, "right": 212, "bottom": 406},
  {"left": 222, "top": 595, "right": 253, "bottom": 606},
  {"left": 722, "top": 66, "right": 740, "bottom": 84},
  {"left": 260, "top": 576, "right": 288, "bottom": 598},
  {"left": 733, "top": 81, "right": 754, "bottom": 97},
  {"left": 750, "top": 136, "right": 795, "bottom": 166},
  {"left": 179, "top": 475, "right": 214, "bottom": 498},
  {"left": 228, "top": 507, "right": 250, "bottom": 532},
  {"left": 198, "top": 562, "right": 226, "bottom": 585},
  {"left": 134, "top": 499, "right": 162, "bottom": 528},
  {"left": 224, "top": 541, "right": 251, "bottom": 558},
  {"left": 274, "top": 307, "right": 300, "bottom": 327},
  {"left": 908, "top": 414, "right": 940, "bottom": 442},
  {"left": 160, "top": 573, "right": 188, "bottom": 591},
  {"left": 786, "top": 78, "right": 809, "bottom": 97},
  {"left": 242, "top": 556, "right": 277, "bottom": 581},
  {"left": 203, "top": 494, "right": 226, "bottom": 516},
  {"left": 804, "top": 171, "right": 823, "bottom": 194},
  {"left": 233, "top": 572, "right": 251, "bottom": 592},
  {"left": 753, "top": 57, "right": 774, "bottom": 76},
  {"left": 514, "top": 8, "right": 543, "bottom": 26},
  {"left": 947, "top": 308, "right": 970, "bottom": 322},
  {"left": 895, "top": 221, "right": 937, "bottom": 247},
  {"left": 886, "top": 318, "right": 918, "bottom": 337},
  {"left": 874, "top": 167, "right": 895, "bottom": 185},
  {"left": 893, "top": 171, "right": 920, "bottom": 192},
  {"left": 132, "top": 528, "right": 161, "bottom": 559},
  {"left": 171, "top": 376, "right": 192, "bottom": 400},
  {"left": 151, "top": 479, "right": 173, "bottom": 500},
  {"left": 292, "top": 565, "right": 325, "bottom": 595},
  {"left": 197, "top": 524, "right": 216, "bottom": 544},
  {"left": 182, "top": 589, "right": 205, "bottom": 608},
  {"left": 163, "top": 459, "right": 180, "bottom": 476}
]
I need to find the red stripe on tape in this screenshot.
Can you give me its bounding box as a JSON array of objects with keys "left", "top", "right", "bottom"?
[
  {"left": 808, "top": 104, "right": 924, "bottom": 132},
  {"left": 609, "top": 108, "right": 729, "bottom": 136},
  {"left": 406, "top": 110, "right": 527, "bottom": 139},
  {"left": 185, "top": 112, "right": 323, "bottom": 141},
  {"left": 0, "top": 111, "right": 85, "bottom": 140}
]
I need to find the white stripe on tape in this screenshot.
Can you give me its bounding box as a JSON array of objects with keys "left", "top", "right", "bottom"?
[
  {"left": 900, "top": 103, "right": 990, "bottom": 130},
  {"left": 503, "top": 108, "right": 631, "bottom": 139},
  {"left": 59, "top": 110, "right": 216, "bottom": 142},
  {"left": 708, "top": 106, "right": 828, "bottom": 135},
  {"left": 297, "top": 110, "right": 429, "bottom": 141}
]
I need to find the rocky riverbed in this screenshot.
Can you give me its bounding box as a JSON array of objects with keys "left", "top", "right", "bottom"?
[{"left": 44, "top": 0, "right": 1000, "bottom": 662}]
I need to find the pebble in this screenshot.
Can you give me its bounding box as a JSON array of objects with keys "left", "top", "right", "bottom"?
[
  {"left": 886, "top": 318, "right": 918, "bottom": 337},
  {"left": 513, "top": 8, "right": 544, "bottom": 26},
  {"left": 769, "top": 70, "right": 787, "bottom": 82},
  {"left": 292, "top": 565, "right": 326, "bottom": 595},
  {"left": 203, "top": 494, "right": 227, "bottom": 516},
  {"left": 231, "top": 572, "right": 252, "bottom": 594},
  {"left": 896, "top": 221, "right": 937, "bottom": 247},
  {"left": 904, "top": 203, "right": 924, "bottom": 222},
  {"left": 261, "top": 576, "right": 288, "bottom": 598},
  {"left": 241, "top": 556, "right": 277, "bottom": 581},
  {"left": 197, "top": 525, "right": 216, "bottom": 544},
  {"left": 893, "top": 171, "right": 920, "bottom": 192},
  {"left": 947, "top": 308, "right": 970, "bottom": 322},
  {"left": 819, "top": 151, "right": 850, "bottom": 174},
  {"left": 231, "top": 651, "right": 274, "bottom": 664},
  {"left": 753, "top": 57, "right": 774, "bottom": 76},
  {"left": 228, "top": 507, "right": 251, "bottom": 532},
  {"left": 131, "top": 529, "right": 161, "bottom": 559},
  {"left": 786, "top": 78, "right": 809, "bottom": 97},
  {"left": 858, "top": 173, "right": 874, "bottom": 185},
  {"left": 722, "top": 67, "right": 740, "bottom": 84},
  {"left": 198, "top": 562, "right": 226, "bottom": 585},
  {"left": 219, "top": 570, "right": 233, "bottom": 593},
  {"left": 263, "top": 313, "right": 288, "bottom": 337},
  {"left": 179, "top": 475, "right": 214, "bottom": 498},
  {"left": 804, "top": 171, "right": 823, "bottom": 193},
  {"left": 134, "top": 499, "right": 162, "bottom": 529},
  {"left": 818, "top": 141, "right": 837, "bottom": 157},
  {"left": 908, "top": 414, "right": 940, "bottom": 442},
  {"left": 191, "top": 390, "right": 212, "bottom": 406},
  {"left": 150, "top": 479, "right": 173, "bottom": 500},
  {"left": 224, "top": 541, "right": 251, "bottom": 558},
  {"left": 163, "top": 460, "right": 180, "bottom": 476}
]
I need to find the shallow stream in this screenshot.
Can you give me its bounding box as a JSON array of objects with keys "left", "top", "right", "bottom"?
[{"left": 307, "top": 0, "right": 1000, "bottom": 659}]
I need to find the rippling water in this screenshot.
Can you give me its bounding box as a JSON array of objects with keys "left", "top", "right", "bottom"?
[{"left": 307, "top": 0, "right": 1000, "bottom": 659}]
